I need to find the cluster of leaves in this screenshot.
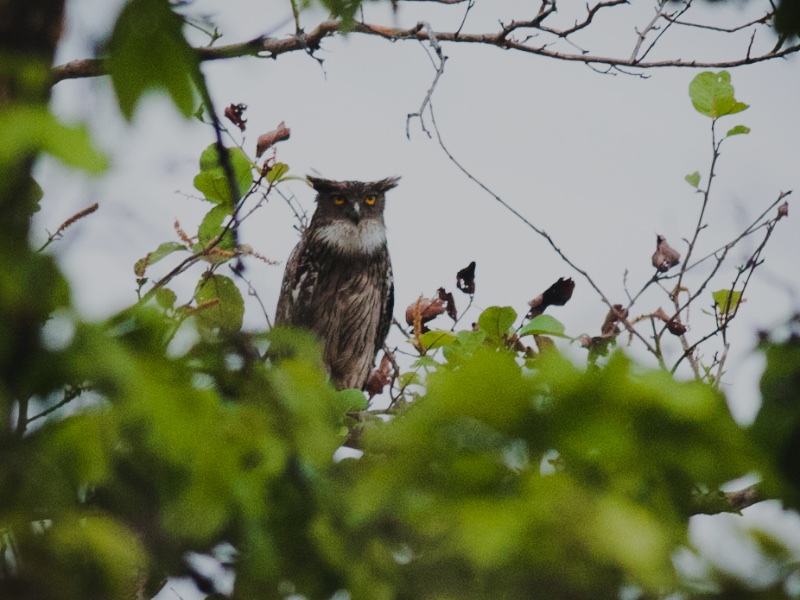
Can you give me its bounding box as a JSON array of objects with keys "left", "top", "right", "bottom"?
[
  {"left": 132, "top": 133, "right": 289, "bottom": 338},
  {"left": 1, "top": 318, "right": 351, "bottom": 598}
]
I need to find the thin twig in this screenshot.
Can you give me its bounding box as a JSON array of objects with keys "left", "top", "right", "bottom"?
[
  {"left": 232, "top": 265, "right": 273, "bottom": 330},
  {"left": 455, "top": 0, "right": 474, "bottom": 37},
  {"left": 26, "top": 385, "right": 88, "bottom": 425},
  {"left": 638, "top": 2, "right": 691, "bottom": 64},
  {"left": 428, "top": 103, "right": 660, "bottom": 357},
  {"left": 665, "top": 11, "right": 772, "bottom": 33},
  {"left": 406, "top": 22, "right": 447, "bottom": 139},
  {"left": 630, "top": 0, "right": 667, "bottom": 63}
]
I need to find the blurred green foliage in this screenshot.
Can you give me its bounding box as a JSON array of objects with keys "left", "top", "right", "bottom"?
[
  {"left": 751, "top": 320, "right": 800, "bottom": 510},
  {"left": 108, "top": 0, "right": 201, "bottom": 119},
  {"left": 2, "top": 1, "right": 800, "bottom": 599}
]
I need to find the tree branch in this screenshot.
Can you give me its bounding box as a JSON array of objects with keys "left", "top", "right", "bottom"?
[{"left": 51, "top": 12, "right": 800, "bottom": 85}]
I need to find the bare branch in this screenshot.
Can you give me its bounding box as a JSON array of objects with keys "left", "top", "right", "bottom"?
[
  {"left": 724, "top": 483, "right": 761, "bottom": 512},
  {"left": 428, "top": 103, "right": 661, "bottom": 358},
  {"left": 51, "top": 9, "right": 800, "bottom": 85},
  {"left": 630, "top": 1, "right": 668, "bottom": 64},
  {"left": 406, "top": 23, "right": 447, "bottom": 138},
  {"left": 638, "top": 2, "right": 692, "bottom": 64},
  {"left": 665, "top": 11, "right": 773, "bottom": 33},
  {"left": 545, "top": 0, "right": 630, "bottom": 38}
]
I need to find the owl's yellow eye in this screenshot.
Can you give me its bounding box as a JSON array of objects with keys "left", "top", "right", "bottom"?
[
  {"left": 364, "top": 196, "right": 377, "bottom": 206},
  {"left": 333, "top": 196, "right": 345, "bottom": 205}
]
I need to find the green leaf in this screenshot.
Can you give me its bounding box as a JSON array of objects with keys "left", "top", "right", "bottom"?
[
  {"left": 193, "top": 144, "right": 253, "bottom": 205},
  {"left": 195, "top": 205, "right": 235, "bottom": 262},
  {"left": 420, "top": 330, "right": 458, "bottom": 351},
  {"left": 712, "top": 289, "right": 743, "bottom": 315},
  {"left": 0, "top": 106, "right": 107, "bottom": 173},
  {"left": 316, "top": 0, "right": 363, "bottom": 29},
  {"left": 267, "top": 162, "right": 289, "bottom": 184},
  {"left": 133, "top": 241, "right": 187, "bottom": 276},
  {"left": 685, "top": 171, "right": 701, "bottom": 188},
  {"left": 726, "top": 125, "right": 751, "bottom": 137},
  {"left": 398, "top": 371, "right": 421, "bottom": 388},
  {"left": 519, "top": 314, "right": 568, "bottom": 338},
  {"left": 335, "top": 388, "right": 368, "bottom": 412},
  {"left": 477, "top": 306, "right": 517, "bottom": 339},
  {"left": 194, "top": 274, "right": 244, "bottom": 333},
  {"left": 427, "top": 346, "right": 537, "bottom": 431},
  {"left": 108, "top": 0, "right": 201, "bottom": 119},
  {"left": 443, "top": 329, "right": 488, "bottom": 364},
  {"left": 688, "top": 71, "right": 749, "bottom": 119},
  {"left": 411, "top": 355, "right": 439, "bottom": 369},
  {"left": 154, "top": 287, "right": 177, "bottom": 310}
]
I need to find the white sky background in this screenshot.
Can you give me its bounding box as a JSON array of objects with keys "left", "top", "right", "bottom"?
[{"left": 34, "top": 0, "right": 800, "bottom": 595}]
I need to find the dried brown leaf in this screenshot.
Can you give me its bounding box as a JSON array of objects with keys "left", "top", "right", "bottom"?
[
  {"left": 365, "top": 353, "right": 393, "bottom": 398},
  {"left": 224, "top": 103, "right": 247, "bottom": 131},
  {"left": 778, "top": 201, "right": 789, "bottom": 220},
  {"left": 652, "top": 235, "right": 681, "bottom": 272},
  {"left": 528, "top": 277, "right": 575, "bottom": 318},
  {"left": 437, "top": 287, "right": 457, "bottom": 321},
  {"left": 456, "top": 261, "right": 476, "bottom": 295},
  {"left": 600, "top": 304, "right": 628, "bottom": 337},
  {"left": 651, "top": 306, "right": 686, "bottom": 336},
  {"left": 256, "top": 121, "right": 291, "bottom": 158},
  {"left": 405, "top": 295, "right": 446, "bottom": 334},
  {"left": 666, "top": 318, "right": 687, "bottom": 336}
]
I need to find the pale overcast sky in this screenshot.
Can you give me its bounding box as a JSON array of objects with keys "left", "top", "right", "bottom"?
[{"left": 35, "top": 1, "right": 800, "bottom": 594}]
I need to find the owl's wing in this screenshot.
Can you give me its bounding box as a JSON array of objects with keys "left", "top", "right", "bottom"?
[
  {"left": 374, "top": 259, "right": 394, "bottom": 357},
  {"left": 275, "top": 240, "right": 319, "bottom": 327}
]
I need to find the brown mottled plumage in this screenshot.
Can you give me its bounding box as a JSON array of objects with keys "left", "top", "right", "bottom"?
[{"left": 275, "top": 175, "right": 399, "bottom": 390}]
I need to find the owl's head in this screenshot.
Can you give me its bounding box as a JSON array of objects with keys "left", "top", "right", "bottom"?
[{"left": 306, "top": 175, "right": 400, "bottom": 256}]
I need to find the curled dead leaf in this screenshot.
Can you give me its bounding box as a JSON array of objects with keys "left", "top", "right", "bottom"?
[
  {"left": 256, "top": 121, "right": 291, "bottom": 158},
  {"left": 437, "top": 288, "right": 457, "bottom": 321},
  {"left": 601, "top": 304, "right": 628, "bottom": 337},
  {"left": 365, "top": 352, "right": 393, "bottom": 398},
  {"left": 778, "top": 201, "right": 789, "bottom": 220},
  {"left": 652, "top": 306, "right": 687, "bottom": 336},
  {"left": 456, "top": 261, "right": 476, "bottom": 295},
  {"left": 224, "top": 103, "right": 247, "bottom": 131},
  {"left": 405, "top": 295, "right": 446, "bottom": 334},
  {"left": 527, "top": 277, "right": 575, "bottom": 318},
  {"left": 666, "top": 319, "right": 687, "bottom": 336},
  {"left": 652, "top": 235, "right": 681, "bottom": 272}
]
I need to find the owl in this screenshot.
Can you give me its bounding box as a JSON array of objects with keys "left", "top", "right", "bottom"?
[{"left": 275, "top": 175, "right": 400, "bottom": 390}]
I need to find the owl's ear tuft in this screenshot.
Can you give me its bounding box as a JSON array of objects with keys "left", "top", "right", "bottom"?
[
  {"left": 307, "top": 176, "right": 345, "bottom": 194},
  {"left": 374, "top": 176, "right": 400, "bottom": 193}
]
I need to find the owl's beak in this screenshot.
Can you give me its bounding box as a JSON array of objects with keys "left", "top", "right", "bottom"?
[{"left": 348, "top": 202, "right": 362, "bottom": 225}]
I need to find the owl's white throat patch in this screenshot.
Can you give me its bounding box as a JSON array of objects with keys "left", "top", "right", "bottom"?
[{"left": 312, "top": 220, "right": 387, "bottom": 256}]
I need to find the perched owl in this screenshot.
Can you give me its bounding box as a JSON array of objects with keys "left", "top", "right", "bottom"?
[{"left": 275, "top": 175, "right": 399, "bottom": 390}]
